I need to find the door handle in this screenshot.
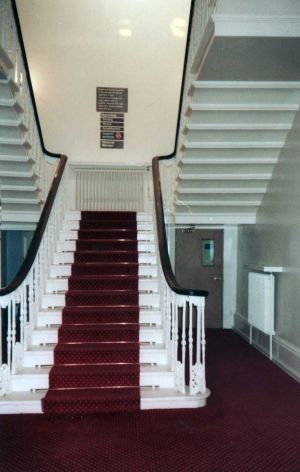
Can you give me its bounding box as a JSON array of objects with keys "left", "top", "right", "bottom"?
[{"left": 213, "top": 275, "right": 223, "bottom": 281}]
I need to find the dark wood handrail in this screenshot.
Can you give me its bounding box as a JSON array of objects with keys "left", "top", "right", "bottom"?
[
  {"left": 0, "top": 156, "right": 67, "bottom": 295},
  {"left": 0, "top": 2, "right": 68, "bottom": 295},
  {"left": 151, "top": 0, "right": 208, "bottom": 298}
]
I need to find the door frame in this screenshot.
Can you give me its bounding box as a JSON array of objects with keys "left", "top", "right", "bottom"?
[{"left": 169, "top": 223, "right": 238, "bottom": 329}]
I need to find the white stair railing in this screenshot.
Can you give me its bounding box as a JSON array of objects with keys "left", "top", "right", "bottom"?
[
  {"left": 0, "top": 171, "right": 66, "bottom": 395},
  {"left": 150, "top": 0, "right": 214, "bottom": 397},
  {"left": 153, "top": 194, "right": 207, "bottom": 396}
]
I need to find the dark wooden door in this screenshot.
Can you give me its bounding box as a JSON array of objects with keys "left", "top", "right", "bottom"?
[{"left": 175, "top": 229, "right": 223, "bottom": 328}]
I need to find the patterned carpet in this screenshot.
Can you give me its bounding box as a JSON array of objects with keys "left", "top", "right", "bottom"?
[
  {"left": 1, "top": 330, "right": 299, "bottom": 471},
  {"left": 42, "top": 211, "right": 140, "bottom": 415}
]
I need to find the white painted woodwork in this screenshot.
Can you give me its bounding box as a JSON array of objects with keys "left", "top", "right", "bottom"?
[
  {"left": 10, "top": 365, "right": 176, "bottom": 392},
  {"left": 214, "top": 0, "right": 300, "bottom": 37},
  {"left": 31, "top": 327, "right": 164, "bottom": 346},
  {"left": 175, "top": 81, "right": 300, "bottom": 223},
  {"left": 36, "top": 308, "right": 162, "bottom": 328},
  {"left": 22, "top": 345, "right": 169, "bottom": 368},
  {"left": 45, "top": 277, "right": 159, "bottom": 294}
]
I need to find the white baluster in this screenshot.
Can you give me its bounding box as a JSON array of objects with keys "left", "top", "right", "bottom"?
[{"left": 11, "top": 299, "right": 16, "bottom": 374}]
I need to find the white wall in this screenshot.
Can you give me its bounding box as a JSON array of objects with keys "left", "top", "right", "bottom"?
[
  {"left": 16, "top": 0, "right": 191, "bottom": 164},
  {"left": 236, "top": 108, "right": 300, "bottom": 355}
]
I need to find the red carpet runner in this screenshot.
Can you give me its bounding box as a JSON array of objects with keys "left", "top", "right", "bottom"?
[{"left": 42, "top": 211, "right": 140, "bottom": 414}]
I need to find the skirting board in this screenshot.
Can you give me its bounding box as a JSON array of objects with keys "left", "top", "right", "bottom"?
[{"left": 234, "top": 312, "right": 300, "bottom": 382}]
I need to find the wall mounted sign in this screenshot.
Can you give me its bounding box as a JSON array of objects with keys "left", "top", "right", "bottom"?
[
  {"left": 97, "top": 87, "right": 128, "bottom": 113},
  {"left": 100, "top": 112, "right": 124, "bottom": 149},
  {"left": 97, "top": 87, "right": 128, "bottom": 149}
]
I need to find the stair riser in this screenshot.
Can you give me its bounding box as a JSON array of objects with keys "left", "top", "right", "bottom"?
[
  {"left": 0, "top": 105, "right": 18, "bottom": 121},
  {"left": 0, "top": 161, "right": 33, "bottom": 173},
  {"left": 46, "top": 278, "right": 158, "bottom": 292},
  {"left": 59, "top": 230, "right": 154, "bottom": 242},
  {"left": 65, "top": 211, "right": 153, "bottom": 222},
  {"left": 62, "top": 221, "right": 154, "bottom": 231},
  {"left": 185, "top": 129, "right": 289, "bottom": 142},
  {"left": 0, "top": 126, "right": 24, "bottom": 141},
  {"left": 32, "top": 329, "right": 163, "bottom": 345},
  {"left": 52, "top": 252, "right": 156, "bottom": 265},
  {"left": 49, "top": 264, "right": 157, "bottom": 278},
  {"left": 36, "top": 310, "right": 162, "bottom": 327},
  {"left": 183, "top": 147, "right": 281, "bottom": 159},
  {"left": 11, "top": 371, "right": 175, "bottom": 391},
  {"left": 189, "top": 110, "right": 297, "bottom": 125},
  {"left": 192, "top": 88, "right": 300, "bottom": 104},
  {"left": 175, "top": 194, "right": 263, "bottom": 205},
  {"left": 180, "top": 163, "right": 276, "bottom": 176},
  {"left": 23, "top": 349, "right": 168, "bottom": 367},
  {"left": 56, "top": 240, "right": 155, "bottom": 253},
  {"left": 48, "top": 372, "right": 139, "bottom": 389},
  {"left": 0, "top": 82, "right": 13, "bottom": 99},
  {"left": 41, "top": 293, "right": 159, "bottom": 309}
]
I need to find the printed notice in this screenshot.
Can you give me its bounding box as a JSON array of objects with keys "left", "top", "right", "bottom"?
[
  {"left": 97, "top": 87, "right": 128, "bottom": 113},
  {"left": 100, "top": 112, "right": 124, "bottom": 149},
  {"left": 97, "top": 87, "right": 128, "bottom": 149}
]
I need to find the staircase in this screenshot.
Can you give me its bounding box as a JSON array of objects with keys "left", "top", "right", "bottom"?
[
  {"left": 0, "top": 210, "right": 208, "bottom": 413},
  {"left": 175, "top": 81, "right": 300, "bottom": 224},
  {"left": 0, "top": 76, "right": 41, "bottom": 229}
]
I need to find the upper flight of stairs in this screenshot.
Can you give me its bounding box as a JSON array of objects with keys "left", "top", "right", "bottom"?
[
  {"left": 175, "top": 81, "right": 300, "bottom": 224},
  {"left": 0, "top": 76, "right": 41, "bottom": 229},
  {"left": 0, "top": 210, "right": 208, "bottom": 413}
]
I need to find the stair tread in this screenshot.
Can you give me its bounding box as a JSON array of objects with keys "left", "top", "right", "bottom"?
[
  {"left": 65, "top": 289, "right": 139, "bottom": 294},
  {"left": 28, "top": 343, "right": 166, "bottom": 353},
  {"left": 44, "top": 387, "right": 139, "bottom": 399},
  {"left": 68, "top": 274, "right": 139, "bottom": 280},
  {"left": 50, "top": 364, "right": 139, "bottom": 374},
  {"left": 58, "top": 323, "right": 140, "bottom": 331},
  {"left": 14, "top": 364, "right": 172, "bottom": 376},
  {"left": 77, "top": 238, "right": 138, "bottom": 242},
  {"left": 55, "top": 342, "right": 140, "bottom": 351},
  {"left": 63, "top": 305, "right": 140, "bottom": 312}
]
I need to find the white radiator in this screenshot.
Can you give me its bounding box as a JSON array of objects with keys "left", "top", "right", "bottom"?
[
  {"left": 248, "top": 272, "right": 275, "bottom": 335},
  {"left": 75, "top": 167, "right": 148, "bottom": 211}
]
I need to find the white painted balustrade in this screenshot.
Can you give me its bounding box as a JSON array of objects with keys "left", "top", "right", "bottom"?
[
  {"left": 0, "top": 177, "right": 65, "bottom": 396},
  {"left": 153, "top": 206, "right": 207, "bottom": 396}
]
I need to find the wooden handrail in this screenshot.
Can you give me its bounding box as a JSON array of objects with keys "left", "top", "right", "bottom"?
[{"left": 151, "top": 0, "right": 208, "bottom": 298}]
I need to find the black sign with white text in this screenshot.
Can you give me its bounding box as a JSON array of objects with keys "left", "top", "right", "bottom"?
[
  {"left": 97, "top": 87, "right": 128, "bottom": 113},
  {"left": 97, "top": 88, "right": 128, "bottom": 149}
]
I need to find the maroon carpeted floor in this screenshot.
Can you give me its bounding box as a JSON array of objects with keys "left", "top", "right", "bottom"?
[
  {"left": 1, "top": 330, "right": 299, "bottom": 471},
  {"left": 42, "top": 211, "right": 140, "bottom": 415}
]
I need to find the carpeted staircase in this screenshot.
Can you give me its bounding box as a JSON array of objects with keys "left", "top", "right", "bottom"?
[{"left": 42, "top": 211, "right": 141, "bottom": 414}]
